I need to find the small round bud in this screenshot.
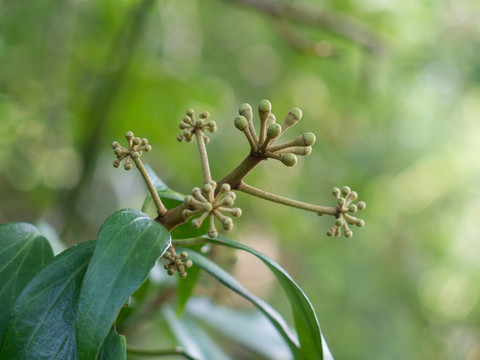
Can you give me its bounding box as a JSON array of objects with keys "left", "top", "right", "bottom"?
[
  {"left": 186, "top": 109, "right": 194, "bottom": 117},
  {"left": 234, "top": 116, "right": 248, "bottom": 131},
  {"left": 113, "top": 159, "right": 121, "bottom": 168},
  {"left": 326, "top": 229, "right": 334, "bottom": 237},
  {"left": 184, "top": 260, "right": 193, "bottom": 268},
  {"left": 133, "top": 137, "right": 141, "bottom": 145},
  {"left": 180, "top": 251, "right": 188, "bottom": 259},
  {"left": 182, "top": 210, "right": 189, "bottom": 219},
  {"left": 203, "top": 183, "right": 213, "bottom": 193},
  {"left": 357, "top": 201, "right": 366, "bottom": 210},
  {"left": 203, "top": 203, "right": 213, "bottom": 212},
  {"left": 164, "top": 264, "right": 170, "bottom": 270},
  {"left": 183, "top": 116, "right": 191, "bottom": 123},
  {"left": 203, "top": 136, "right": 210, "bottom": 144},
  {"left": 348, "top": 204, "right": 357, "bottom": 213},
  {"left": 232, "top": 208, "right": 242, "bottom": 217},
  {"left": 132, "top": 151, "right": 140, "bottom": 159},
  {"left": 303, "top": 132, "right": 316, "bottom": 146},
  {"left": 178, "top": 265, "right": 185, "bottom": 272},
  {"left": 183, "top": 130, "right": 190, "bottom": 137},
  {"left": 179, "top": 272, "right": 187, "bottom": 278},
  {"left": 175, "top": 259, "right": 182, "bottom": 266},
  {"left": 348, "top": 191, "right": 358, "bottom": 202},
  {"left": 177, "top": 134, "right": 184, "bottom": 142},
  {"left": 191, "top": 219, "right": 201, "bottom": 228},
  {"left": 221, "top": 183, "right": 231, "bottom": 192},
  {"left": 239, "top": 103, "right": 252, "bottom": 118},
  {"left": 284, "top": 108, "right": 302, "bottom": 128},
  {"left": 111, "top": 141, "right": 120, "bottom": 149},
  {"left": 163, "top": 251, "right": 172, "bottom": 259},
  {"left": 125, "top": 131, "right": 134, "bottom": 139},
  {"left": 124, "top": 163, "right": 133, "bottom": 170},
  {"left": 281, "top": 153, "right": 297, "bottom": 167},
  {"left": 224, "top": 196, "right": 234, "bottom": 206},
  {"left": 267, "top": 123, "right": 281, "bottom": 139},
  {"left": 208, "top": 229, "right": 218, "bottom": 238},
  {"left": 341, "top": 186, "right": 351, "bottom": 196},
  {"left": 195, "top": 119, "right": 204, "bottom": 127},
  {"left": 145, "top": 144, "right": 152, "bottom": 152},
  {"left": 344, "top": 229, "right": 353, "bottom": 238},
  {"left": 142, "top": 138, "right": 148, "bottom": 145},
  {"left": 114, "top": 147, "right": 123, "bottom": 156},
  {"left": 266, "top": 113, "right": 276, "bottom": 125},
  {"left": 332, "top": 187, "right": 341, "bottom": 197},
  {"left": 337, "top": 198, "right": 345, "bottom": 206},
  {"left": 167, "top": 269, "right": 175, "bottom": 276},
  {"left": 335, "top": 218, "right": 344, "bottom": 227},
  {"left": 223, "top": 218, "right": 233, "bottom": 231},
  {"left": 258, "top": 99, "right": 272, "bottom": 114},
  {"left": 199, "top": 111, "right": 209, "bottom": 119},
  {"left": 179, "top": 122, "right": 189, "bottom": 129},
  {"left": 356, "top": 220, "right": 365, "bottom": 228}
]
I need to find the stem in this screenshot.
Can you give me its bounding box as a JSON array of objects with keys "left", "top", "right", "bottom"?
[
  {"left": 238, "top": 181, "right": 337, "bottom": 216},
  {"left": 216, "top": 153, "right": 265, "bottom": 191},
  {"left": 133, "top": 157, "right": 167, "bottom": 216},
  {"left": 126, "top": 345, "right": 197, "bottom": 360},
  {"left": 195, "top": 129, "right": 212, "bottom": 184},
  {"left": 172, "top": 237, "right": 207, "bottom": 247}
]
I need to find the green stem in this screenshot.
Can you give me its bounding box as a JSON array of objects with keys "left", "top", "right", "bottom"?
[
  {"left": 133, "top": 157, "right": 167, "bottom": 216},
  {"left": 195, "top": 129, "right": 212, "bottom": 184},
  {"left": 172, "top": 237, "right": 208, "bottom": 247},
  {"left": 216, "top": 153, "right": 265, "bottom": 191},
  {"left": 238, "top": 181, "right": 338, "bottom": 216},
  {"left": 126, "top": 345, "right": 197, "bottom": 359}
]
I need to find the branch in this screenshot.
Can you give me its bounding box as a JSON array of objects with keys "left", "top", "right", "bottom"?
[{"left": 226, "top": 0, "right": 384, "bottom": 55}]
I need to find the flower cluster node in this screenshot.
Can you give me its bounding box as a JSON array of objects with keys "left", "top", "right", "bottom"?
[
  {"left": 111, "top": 131, "right": 152, "bottom": 170},
  {"left": 182, "top": 181, "right": 242, "bottom": 238},
  {"left": 163, "top": 247, "right": 193, "bottom": 278},
  {"left": 177, "top": 109, "right": 217, "bottom": 143},
  {"left": 234, "top": 100, "right": 315, "bottom": 167},
  {"left": 326, "top": 186, "right": 366, "bottom": 238}
]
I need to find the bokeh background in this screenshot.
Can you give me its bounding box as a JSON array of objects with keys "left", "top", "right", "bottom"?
[{"left": 1, "top": 0, "right": 480, "bottom": 359}]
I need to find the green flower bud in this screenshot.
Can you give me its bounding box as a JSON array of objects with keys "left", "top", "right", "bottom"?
[
  {"left": 195, "top": 119, "right": 204, "bottom": 127},
  {"left": 281, "top": 153, "right": 297, "bottom": 167},
  {"left": 145, "top": 144, "right": 152, "bottom": 152},
  {"left": 203, "top": 136, "right": 210, "bottom": 144},
  {"left": 326, "top": 229, "right": 334, "bottom": 237},
  {"left": 125, "top": 131, "right": 134, "bottom": 139},
  {"left": 179, "top": 271, "right": 187, "bottom": 278},
  {"left": 348, "top": 204, "right": 357, "bottom": 213},
  {"left": 356, "top": 220, "right": 365, "bottom": 227},
  {"left": 283, "top": 108, "right": 302, "bottom": 129},
  {"left": 114, "top": 147, "right": 123, "bottom": 156},
  {"left": 208, "top": 229, "right": 218, "bottom": 238},
  {"left": 191, "top": 219, "right": 201, "bottom": 228},
  {"left": 163, "top": 251, "right": 172, "bottom": 259},
  {"left": 186, "top": 109, "right": 194, "bottom": 117},
  {"left": 267, "top": 123, "right": 281, "bottom": 139},
  {"left": 224, "top": 196, "right": 234, "bottom": 206},
  {"left": 232, "top": 208, "right": 242, "bottom": 217},
  {"left": 179, "top": 122, "right": 189, "bottom": 129},
  {"left": 113, "top": 159, "right": 121, "bottom": 168},
  {"left": 303, "top": 132, "right": 316, "bottom": 146},
  {"left": 357, "top": 201, "right": 366, "bottom": 210},
  {"left": 223, "top": 218, "right": 233, "bottom": 231},
  {"left": 200, "top": 111, "right": 209, "bottom": 119},
  {"left": 164, "top": 264, "right": 170, "bottom": 270},
  {"left": 337, "top": 198, "right": 345, "bottom": 206},
  {"left": 239, "top": 103, "right": 253, "bottom": 120},
  {"left": 184, "top": 259, "right": 193, "bottom": 268},
  {"left": 133, "top": 137, "right": 141, "bottom": 145},
  {"left": 332, "top": 187, "right": 341, "bottom": 197},
  {"left": 258, "top": 99, "right": 272, "bottom": 113},
  {"left": 175, "top": 259, "right": 182, "bottom": 266},
  {"left": 335, "top": 218, "right": 344, "bottom": 226},
  {"left": 234, "top": 116, "right": 248, "bottom": 131},
  {"left": 203, "top": 203, "right": 213, "bottom": 212},
  {"left": 341, "top": 186, "right": 351, "bottom": 196},
  {"left": 344, "top": 229, "right": 353, "bottom": 238},
  {"left": 124, "top": 163, "right": 133, "bottom": 170},
  {"left": 203, "top": 183, "right": 213, "bottom": 193},
  {"left": 167, "top": 269, "right": 175, "bottom": 276},
  {"left": 181, "top": 209, "right": 189, "bottom": 219},
  {"left": 177, "top": 134, "right": 184, "bottom": 142},
  {"left": 266, "top": 113, "right": 276, "bottom": 126},
  {"left": 111, "top": 141, "right": 119, "bottom": 149},
  {"left": 180, "top": 251, "right": 188, "bottom": 259},
  {"left": 221, "top": 183, "right": 231, "bottom": 192},
  {"left": 131, "top": 151, "right": 140, "bottom": 159}
]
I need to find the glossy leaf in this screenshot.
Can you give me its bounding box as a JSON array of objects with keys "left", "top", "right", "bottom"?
[
  {"left": 199, "top": 236, "right": 332, "bottom": 360},
  {"left": 0, "top": 222, "right": 54, "bottom": 343},
  {"left": 75, "top": 208, "right": 171, "bottom": 360},
  {"left": 180, "top": 248, "right": 304, "bottom": 360},
  {"left": 0, "top": 241, "right": 95, "bottom": 359}
]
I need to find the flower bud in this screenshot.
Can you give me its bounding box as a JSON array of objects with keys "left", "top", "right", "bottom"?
[
  {"left": 283, "top": 108, "right": 302, "bottom": 130},
  {"left": 302, "top": 132, "right": 316, "bottom": 146},
  {"left": 195, "top": 119, "right": 204, "bottom": 127},
  {"left": 267, "top": 123, "right": 281, "bottom": 139},
  {"left": 357, "top": 201, "right": 366, "bottom": 210},
  {"left": 186, "top": 109, "right": 194, "bottom": 117},
  {"left": 125, "top": 131, "right": 134, "bottom": 139},
  {"left": 344, "top": 229, "right": 353, "bottom": 238},
  {"left": 167, "top": 269, "right": 175, "bottom": 276},
  {"left": 133, "top": 137, "right": 141, "bottom": 145},
  {"left": 281, "top": 153, "right": 297, "bottom": 167},
  {"left": 326, "top": 229, "right": 334, "bottom": 237},
  {"left": 258, "top": 99, "right": 272, "bottom": 113},
  {"left": 231, "top": 208, "right": 242, "bottom": 217},
  {"left": 337, "top": 198, "right": 345, "bottom": 206},
  {"left": 179, "top": 271, "right": 187, "bottom": 278},
  {"left": 184, "top": 260, "right": 193, "bottom": 268},
  {"left": 356, "top": 220, "right": 365, "bottom": 227},
  {"left": 341, "top": 186, "right": 351, "bottom": 196},
  {"left": 239, "top": 103, "right": 253, "bottom": 120},
  {"left": 221, "top": 183, "right": 231, "bottom": 192},
  {"left": 191, "top": 219, "right": 201, "bottom": 228},
  {"left": 114, "top": 147, "right": 123, "bottom": 156},
  {"left": 332, "top": 187, "right": 341, "bottom": 198},
  {"left": 113, "top": 159, "right": 121, "bottom": 168},
  {"left": 180, "top": 251, "right": 188, "bottom": 259},
  {"left": 111, "top": 141, "right": 120, "bottom": 149},
  {"left": 208, "top": 229, "right": 218, "bottom": 238},
  {"left": 348, "top": 204, "right": 357, "bottom": 213},
  {"left": 124, "top": 163, "right": 133, "bottom": 170},
  {"left": 223, "top": 218, "right": 233, "bottom": 231},
  {"left": 335, "top": 218, "right": 344, "bottom": 226},
  {"left": 131, "top": 151, "right": 140, "bottom": 159},
  {"left": 145, "top": 144, "right": 152, "bottom": 152},
  {"left": 234, "top": 116, "right": 248, "bottom": 131},
  {"left": 200, "top": 111, "right": 210, "bottom": 119},
  {"left": 177, "top": 134, "right": 184, "bottom": 142}
]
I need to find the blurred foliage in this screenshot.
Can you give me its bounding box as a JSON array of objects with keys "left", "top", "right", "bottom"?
[{"left": 1, "top": 0, "right": 480, "bottom": 359}]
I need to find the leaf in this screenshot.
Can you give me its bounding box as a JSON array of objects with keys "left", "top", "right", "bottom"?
[
  {"left": 0, "top": 240, "right": 95, "bottom": 359},
  {"left": 0, "top": 222, "right": 54, "bottom": 343},
  {"left": 198, "top": 236, "right": 332, "bottom": 360},
  {"left": 186, "top": 297, "right": 292, "bottom": 360},
  {"left": 75, "top": 208, "right": 171, "bottom": 360},
  {"left": 179, "top": 248, "right": 304, "bottom": 360},
  {"left": 97, "top": 327, "right": 126, "bottom": 360}
]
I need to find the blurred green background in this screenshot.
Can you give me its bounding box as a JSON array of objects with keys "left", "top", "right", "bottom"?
[{"left": 1, "top": 0, "right": 479, "bottom": 359}]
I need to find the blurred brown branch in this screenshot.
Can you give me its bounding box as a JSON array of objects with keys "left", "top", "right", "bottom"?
[{"left": 227, "top": 0, "right": 385, "bottom": 56}]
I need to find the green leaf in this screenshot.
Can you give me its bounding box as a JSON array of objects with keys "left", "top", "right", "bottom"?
[
  {"left": 179, "top": 248, "right": 304, "bottom": 360},
  {"left": 97, "top": 327, "right": 126, "bottom": 360},
  {"left": 75, "top": 208, "right": 171, "bottom": 360},
  {"left": 0, "top": 240, "right": 95, "bottom": 359},
  {"left": 199, "top": 236, "right": 331, "bottom": 360},
  {"left": 0, "top": 222, "right": 54, "bottom": 343}
]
